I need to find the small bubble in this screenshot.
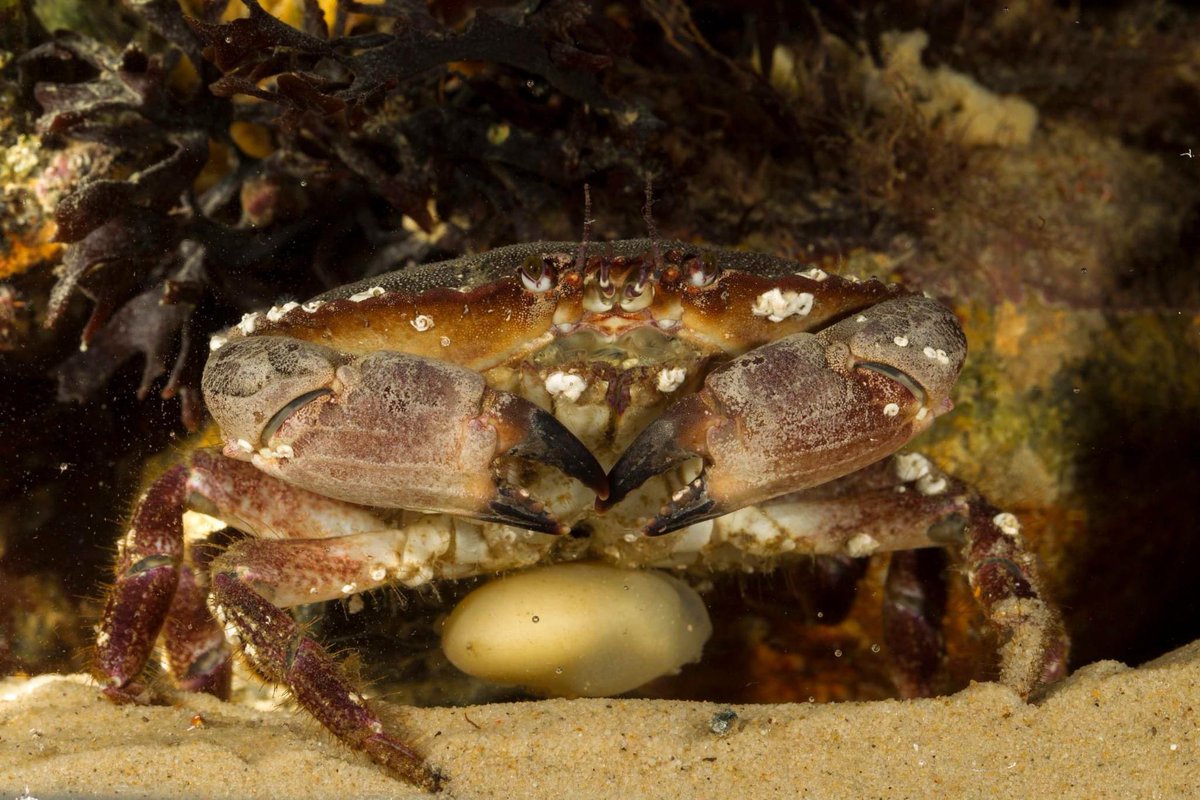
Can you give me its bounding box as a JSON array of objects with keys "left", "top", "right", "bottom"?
[
  {"left": 807, "top": 696, "right": 815, "bottom": 703},
  {"left": 531, "top": 615, "right": 540, "bottom": 623},
  {"left": 224, "top": 36, "right": 233, "bottom": 44},
  {"left": 833, "top": 649, "right": 843, "bottom": 658},
  {"left": 554, "top": 667, "right": 563, "bottom": 675},
  {"left": 871, "top": 643, "right": 881, "bottom": 653},
  {"left": 1080, "top": 267, "right": 1089, "bottom": 274},
  {"left": 1072, "top": 387, "right": 1081, "bottom": 394},
  {"left": 816, "top": 611, "right": 824, "bottom": 619}
]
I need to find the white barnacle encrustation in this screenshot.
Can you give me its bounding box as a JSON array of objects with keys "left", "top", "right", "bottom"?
[
  {"left": 208, "top": 333, "right": 228, "bottom": 352},
  {"left": 915, "top": 407, "right": 929, "bottom": 421},
  {"left": 846, "top": 532, "right": 881, "bottom": 557},
  {"left": 341, "top": 583, "right": 358, "bottom": 595},
  {"left": 236, "top": 312, "right": 260, "bottom": 335},
  {"left": 752, "top": 288, "right": 814, "bottom": 322},
  {"left": 799, "top": 266, "right": 829, "bottom": 281},
  {"left": 916, "top": 474, "right": 947, "bottom": 495},
  {"left": 348, "top": 286, "right": 385, "bottom": 303},
  {"left": 301, "top": 300, "right": 325, "bottom": 313},
  {"left": 234, "top": 439, "right": 255, "bottom": 454},
  {"left": 922, "top": 346, "right": 951, "bottom": 366},
  {"left": 893, "top": 335, "right": 909, "bottom": 347},
  {"left": 993, "top": 512, "right": 1022, "bottom": 538},
  {"left": 410, "top": 314, "right": 435, "bottom": 331},
  {"left": 656, "top": 366, "right": 687, "bottom": 393},
  {"left": 855, "top": 314, "right": 868, "bottom": 323},
  {"left": 440, "top": 336, "right": 451, "bottom": 347},
  {"left": 544, "top": 371, "right": 588, "bottom": 402},
  {"left": 894, "top": 452, "right": 931, "bottom": 482},
  {"left": 883, "top": 403, "right": 900, "bottom": 417},
  {"left": 266, "top": 301, "right": 299, "bottom": 322}
]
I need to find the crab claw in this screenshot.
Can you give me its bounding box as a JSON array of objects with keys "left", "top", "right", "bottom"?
[
  {"left": 603, "top": 294, "right": 966, "bottom": 535},
  {"left": 203, "top": 339, "right": 606, "bottom": 535}
]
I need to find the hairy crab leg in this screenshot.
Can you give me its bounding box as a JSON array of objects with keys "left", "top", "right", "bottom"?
[
  {"left": 163, "top": 538, "right": 232, "bottom": 697},
  {"left": 666, "top": 453, "right": 1067, "bottom": 699},
  {"left": 95, "top": 466, "right": 190, "bottom": 704},
  {"left": 208, "top": 570, "right": 441, "bottom": 790}
]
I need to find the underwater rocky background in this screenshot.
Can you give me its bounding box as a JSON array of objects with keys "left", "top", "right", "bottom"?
[{"left": 1, "top": 0, "right": 1198, "bottom": 705}]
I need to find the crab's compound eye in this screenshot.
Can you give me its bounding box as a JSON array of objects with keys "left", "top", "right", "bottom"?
[
  {"left": 684, "top": 254, "right": 718, "bottom": 288},
  {"left": 519, "top": 255, "right": 557, "bottom": 293},
  {"left": 202, "top": 336, "right": 342, "bottom": 447}
]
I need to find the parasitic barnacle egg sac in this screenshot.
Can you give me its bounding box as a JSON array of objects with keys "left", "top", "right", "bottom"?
[{"left": 441, "top": 563, "right": 713, "bottom": 697}]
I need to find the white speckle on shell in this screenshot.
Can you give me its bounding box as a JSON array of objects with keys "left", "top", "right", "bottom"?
[
  {"left": 924, "top": 346, "right": 951, "bottom": 365},
  {"left": 341, "top": 583, "right": 358, "bottom": 595},
  {"left": 894, "top": 453, "right": 931, "bottom": 482},
  {"left": 916, "top": 474, "right": 947, "bottom": 495},
  {"left": 302, "top": 300, "right": 325, "bottom": 313},
  {"left": 656, "top": 366, "right": 687, "bottom": 393},
  {"left": 883, "top": 403, "right": 900, "bottom": 417},
  {"left": 856, "top": 315, "right": 868, "bottom": 323},
  {"left": 236, "top": 312, "right": 260, "bottom": 335},
  {"left": 915, "top": 407, "right": 929, "bottom": 421},
  {"left": 370, "top": 567, "right": 387, "bottom": 582},
  {"left": 410, "top": 314, "right": 435, "bottom": 331},
  {"left": 440, "top": 336, "right": 451, "bottom": 347},
  {"left": 544, "top": 371, "right": 588, "bottom": 402},
  {"left": 846, "top": 533, "right": 881, "bottom": 557},
  {"left": 799, "top": 267, "right": 828, "bottom": 281},
  {"left": 235, "top": 439, "right": 254, "bottom": 453},
  {"left": 209, "top": 334, "right": 228, "bottom": 352},
  {"left": 893, "top": 335, "right": 909, "bottom": 347},
  {"left": 751, "top": 288, "right": 814, "bottom": 322},
  {"left": 266, "top": 302, "right": 299, "bottom": 322},
  {"left": 348, "top": 286, "right": 385, "bottom": 303},
  {"left": 993, "top": 512, "right": 1022, "bottom": 537}
]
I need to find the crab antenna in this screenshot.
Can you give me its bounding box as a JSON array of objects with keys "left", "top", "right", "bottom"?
[
  {"left": 574, "top": 184, "right": 592, "bottom": 275},
  {"left": 640, "top": 175, "right": 661, "bottom": 288}
]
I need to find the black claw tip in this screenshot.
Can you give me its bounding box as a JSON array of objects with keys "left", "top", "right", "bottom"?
[
  {"left": 601, "top": 413, "right": 700, "bottom": 511},
  {"left": 506, "top": 403, "right": 609, "bottom": 500},
  {"left": 486, "top": 486, "right": 569, "bottom": 535},
  {"left": 643, "top": 476, "right": 718, "bottom": 536}
]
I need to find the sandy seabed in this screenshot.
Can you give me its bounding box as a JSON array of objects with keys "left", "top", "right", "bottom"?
[{"left": 1, "top": 641, "right": 1197, "bottom": 800}]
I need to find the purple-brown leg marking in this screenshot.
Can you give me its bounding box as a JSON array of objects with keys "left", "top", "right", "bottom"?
[
  {"left": 95, "top": 466, "right": 189, "bottom": 703},
  {"left": 958, "top": 501, "right": 1069, "bottom": 696},
  {"left": 762, "top": 453, "right": 1067, "bottom": 699},
  {"left": 164, "top": 539, "right": 232, "bottom": 697},
  {"left": 883, "top": 548, "right": 948, "bottom": 698},
  {"left": 95, "top": 450, "right": 440, "bottom": 788},
  {"left": 209, "top": 571, "right": 440, "bottom": 789}
]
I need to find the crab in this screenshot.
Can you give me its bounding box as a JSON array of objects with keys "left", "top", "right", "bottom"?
[{"left": 94, "top": 238, "right": 1068, "bottom": 790}]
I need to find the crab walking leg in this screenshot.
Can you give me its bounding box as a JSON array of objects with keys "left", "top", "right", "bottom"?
[
  {"left": 961, "top": 503, "right": 1069, "bottom": 696},
  {"left": 163, "top": 539, "right": 232, "bottom": 697},
  {"left": 882, "top": 548, "right": 948, "bottom": 698},
  {"left": 95, "top": 467, "right": 189, "bottom": 703},
  {"left": 208, "top": 536, "right": 439, "bottom": 789},
  {"left": 701, "top": 453, "right": 1067, "bottom": 698}
]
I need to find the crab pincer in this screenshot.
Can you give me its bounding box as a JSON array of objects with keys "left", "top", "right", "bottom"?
[
  {"left": 203, "top": 336, "right": 607, "bottom": 535},
  {"left": 602, "top": 294, "right": 966, "bottom": 535}
]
